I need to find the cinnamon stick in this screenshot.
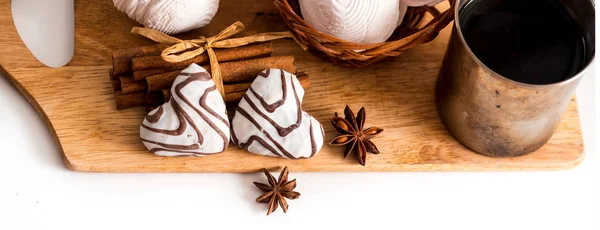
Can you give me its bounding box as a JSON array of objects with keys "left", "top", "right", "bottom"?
[
  {"left": 147, "top": 106, "right": 159, "bottom": 112},
  {"left": 146, "top": 71, "right": 185, "bottom": 93},
  {"left": 112, "top": 44, "right": 170, "bottom": 74},
  {"left": 111, "top": 79, "right": 121, "bottom": 92},
  {"left": 146, "top": 56, "right": 295, "bottom": 92},
  {"left": 120, "top": 76, "right": 148, "bottom": 94},
  {"left": 133, "top": 68, "right": 168, "bottom": 81},
  {"left": 115, "top": 91, "right": 163, "bottom": 110},
  {"left": 224, "top": 74, "right": 309, "bottom": 103},
  {"left": 225, "top": 91, "right": 247, "bottom": 104},
  {"left": 159, "top": 74, "right": 310, "bottom": 104},
  {"left": 131, "top": 42, "right": 273, "bottom": 71},
  {"left": 224, "top": 82, "right": 252, "bottom": 93},
  {"left": 219, "top": 56, "right": 295, "bottom": 82},
  {"left": 162, "top": 89, "right": 171, "bottom": 102},
  {"left": 109, "top": 68, "right": 118, "bottom": 80}
]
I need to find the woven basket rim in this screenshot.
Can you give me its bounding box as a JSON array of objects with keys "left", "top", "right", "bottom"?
[{"left": 273, "top": 0, "right": 456, "bottom": 66}]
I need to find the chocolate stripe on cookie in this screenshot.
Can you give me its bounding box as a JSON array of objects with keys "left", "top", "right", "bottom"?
[
  {"left": 175, "top": 74, "right": 230, "bottom": 151},
  {"left": 141, "top": 138, "right": 200, "bottom": 151},
  {"left": 249, "top": 69, "right": 286, "bottom": 113},
  {"left": 236, "top": 106, "right": 296, "bottom": 159},
  {"left": 141, "top": 100, "right": 188, "bottom": 136},
  {"left": 146, "top": 148, "right": 209, "bottom": 155},
  {"left": 309, "top": 119, "right": 317, "bottom": 158},
  {"left": 178, "top": 71, "right": 213, "bottom": 81},
  {"left": 140, "top": 64, "right": 230, "bottom": 156},
  {"left": 231, "top": 126, "right": 239, "bottom": 145},
  {"left": 231, "top": 68, "right": 324, "bottom": 159},
  {"left": 141, "top": 99, "right": 205, "bottom": 147},
  {"left": 200, "top": 86, "right": 231, "bottom": 127},
  {"left": 239, "top": 135, "right": 283, "bottom": 158},
  {"left": 145, "top": 106, "right": 164, "bottom": 123},
  {"left": 244, "top": 72, "right": 302, "bottom": 137},
  {"left": 175, "top": 99, "right": 204, "bottom": 145},
  {"left": 257, "top": 69, "right": 271, "bottom": 78}
]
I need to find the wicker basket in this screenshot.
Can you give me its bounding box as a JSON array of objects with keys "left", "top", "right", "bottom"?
[{"left": 273, "top": 0, "right": 456, "bottom": 67}]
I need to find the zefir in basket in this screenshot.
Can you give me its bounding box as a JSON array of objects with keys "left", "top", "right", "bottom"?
[{"left": 273, "top": 0, "right": 456, "bottom": 67}]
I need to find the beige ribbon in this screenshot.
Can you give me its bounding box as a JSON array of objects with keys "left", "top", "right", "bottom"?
[{"left": 132, "top": 21, "right": 306, "bottom": 97}]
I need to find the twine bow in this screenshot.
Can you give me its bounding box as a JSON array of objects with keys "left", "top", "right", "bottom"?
[{"left": 131, "top": 21, "right": 306, "bottom": 97}]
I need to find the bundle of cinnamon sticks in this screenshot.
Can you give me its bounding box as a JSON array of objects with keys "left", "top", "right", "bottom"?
[{"left": 109, "top": 42, "right": 310, "bottom": 110}]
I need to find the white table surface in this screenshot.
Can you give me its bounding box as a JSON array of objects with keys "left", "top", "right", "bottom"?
[{"left": 1, "top": 61, "right": 597, "bottom": 229}]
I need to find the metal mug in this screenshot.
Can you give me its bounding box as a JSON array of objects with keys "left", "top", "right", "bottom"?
[{"left": 436, "top": 0, "right": 595, "bottom": 157}]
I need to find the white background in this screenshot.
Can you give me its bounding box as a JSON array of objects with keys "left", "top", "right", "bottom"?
[
  {"left": 0, "top": 63, "right": 597, "bottom": 230},
  {"left": 1, "top": 20, "right": 599, "bottom": 230}
]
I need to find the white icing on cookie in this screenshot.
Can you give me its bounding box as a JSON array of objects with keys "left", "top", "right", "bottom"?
[
  {"left": 231, "top": 69, "right": 324, "bottom": 159},
  {"left": 140, "top": 64, "right": 230, "bottom": 156}
]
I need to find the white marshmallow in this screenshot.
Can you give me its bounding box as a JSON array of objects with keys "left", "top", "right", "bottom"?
[
  {"left": 299, "top": 0, "right": 408, "bottom": 44},
  {"left": 113, "top": 0, "right": 219, "bottom": 34}
]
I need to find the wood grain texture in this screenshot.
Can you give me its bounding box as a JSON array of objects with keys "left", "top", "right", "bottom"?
[{"left": 0, "top": 0, "right": 584, "bottom": 172}]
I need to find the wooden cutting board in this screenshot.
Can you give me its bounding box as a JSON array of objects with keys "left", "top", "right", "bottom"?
[{"left": 0, "top": 0, "right": 584, "bottom": 172}]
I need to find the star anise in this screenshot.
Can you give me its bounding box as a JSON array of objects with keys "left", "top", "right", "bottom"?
[
  {"left": 253, "top": 167, "right": 300, "bottom": 215},
  {"left": 329, "top": 106, "right": 383, "bottom": 166}
]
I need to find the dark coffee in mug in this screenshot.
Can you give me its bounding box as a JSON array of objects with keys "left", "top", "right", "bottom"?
[{"left": 459, "top": 0, "right": 587, "bottom": 85}]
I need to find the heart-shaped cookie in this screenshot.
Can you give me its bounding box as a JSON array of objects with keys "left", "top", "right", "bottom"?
[
  {"left": 231, "top": 68, "right": 325, "bottom": 159},
  {"left": 140, "top": 64, "right": 230, "bottom": 156}
]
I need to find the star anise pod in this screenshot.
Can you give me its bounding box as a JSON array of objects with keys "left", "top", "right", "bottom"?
[
  {"left": 253, "top": 166, "right": 300, "bottom": 215},
  {"left": 329, "top": 106, "right": 383, "bottom": 166}
]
